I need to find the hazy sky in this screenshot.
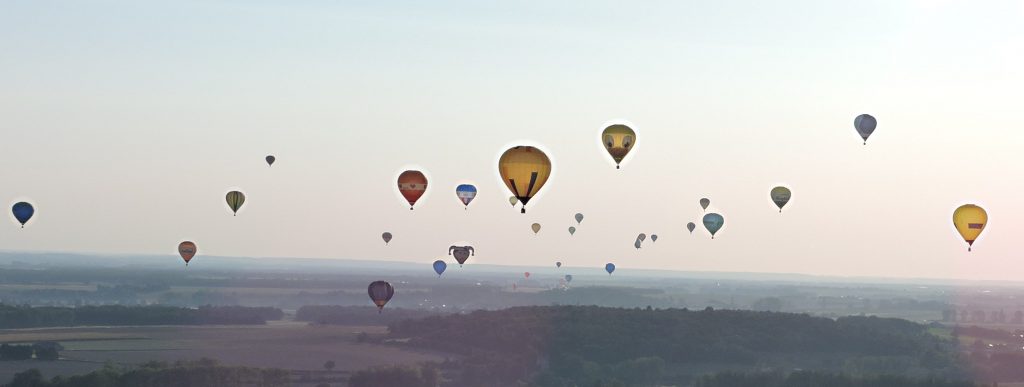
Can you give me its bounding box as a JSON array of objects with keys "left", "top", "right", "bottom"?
[{"left": 2, "top": 1, "right": 1023, "bottom": 280}]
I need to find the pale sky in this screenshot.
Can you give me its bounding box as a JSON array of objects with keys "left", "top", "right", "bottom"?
[{"left": 2, "top": 1, "right": 1023, "bottom": 280}]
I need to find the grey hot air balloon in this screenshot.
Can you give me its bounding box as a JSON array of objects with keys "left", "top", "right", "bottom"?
[
  {"left": 700, "top": 198, "right": 710, "bottom": 212},
  {"left": 575, "top": 213, "right": 584, "bottom": 224},
  {"left": 637, "top": 233, "right": 647, "bottom": 242},
  {"left": 634, "top": 240, "right": 642, "bottom": 250},
  {"left": 568, "top": 226, "right": 576, "bottom": 236},
  {"left": 854, "top": 114, "right": 877, "bottom": 145},
  {"left": 650, "top": 234, "right": 658, "bottom": 243},
  {"left": 687, "top": 222, "right": 696, "bottom": 234},
  {"left": 770, "top": 186, "right": 792, "bottom": 213},
  {"left": 703, "top": 213, "right": 725, "bottom": 239},
  {"left": 382, "top": 232, "right": 393, "bottom": 245},
  {"left": 449, "top": 246, "right": 475, "bottom": 266},
  {"left": 265, "top": 155, "right": 276, "bottom": 166}
]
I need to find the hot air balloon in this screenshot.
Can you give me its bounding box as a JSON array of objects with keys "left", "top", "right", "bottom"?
[
  {"left": 433, "top": 260, "right": 447, "bottom": 276},
  {"left": 687, "top": 222, "right": 696, "bottom": 234},
  {"left": 498, "top": 146, "right": 551, "bottom": 214},
  {"left": 854, "top": 114, "right": 877, "bottom": 145},
  {"left": 265, "top": 155, "right": 275, "bottom": 166},
  {"left": 575, "top": 213, "right": 584, "bottom": 224},
  {"left": 953, "top": 204, "right": 987, "bottom": 252},
  {"left": 601, "top": 124, "right": 636, "bottom": 169},
  {"left": 532, "top": 223, "right": 541, "bottom": 235},
  {"left": 651, "top": 234, "right": 658, "bottom": 243},
  {"left": 700, "top": 198, "right": 710, "bottom": 212},
  {"left": 11, "top": 202, "right": 34, "bottom": 228},
  {"left": 556, "top": 261, "right": 562, "bottom": 268},
  {"left": 634, "top": 240, "right": 642, "bottom": 250},
  {"left": 637, "top": 233, "right": 647, "bottom": 242},
  {"left": 178, "top": 241, "right": 197, "bottom": 266},
  {"left": 225, "top": 191, "right": 245, "bottom": 216},
  {"left": 568, "top": 226, "right": 576, "bottom": 236},
  {"left": 382, "top": 232, "right": 393, "bottom": 245},
  {"left": 367, "top": 281, "right": 395, "bottom": 312},
  {"left": 524, "top": 272, "right": 531, "bottom": 279},
  {"left": 565, "top": 274, "right": 573, "bottom": 283},
  {"left": 455, "top": 184, "right": 477, "bottom": 209},
  {"left": 703, "top": 213, "right": 724, "bottom": 239},
  {"left": 605, "top": 263, "right": 616, "bottom": 275},
  {"left": 770, "top": 186, "right": 792, "bottom": 213},
  {"left": 397, "top": 170, "right": 428, "bottom": 210},
  {"left": 449, "top": 246, "right": 474, "bottom": 266},
  {"left": 508, "top": 196, "right": 518, "bottom": 207}
]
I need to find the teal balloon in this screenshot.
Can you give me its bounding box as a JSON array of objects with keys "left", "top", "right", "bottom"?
[{"left": 703, "top": 213, "right": 724, "bottom": 239}]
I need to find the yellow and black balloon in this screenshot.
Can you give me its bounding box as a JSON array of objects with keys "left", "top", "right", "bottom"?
[
  {"left": 498, "top": 146, "right": 551, "bottom": 213},
  {"left": 602, "top": 124, "right": 636, "bottom": 169}
]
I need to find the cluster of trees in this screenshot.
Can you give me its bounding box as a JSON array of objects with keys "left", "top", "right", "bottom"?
[
  {"left": 296, "top": 305, "right": 440, "bottom": 325},
  {"left": 693, "top": 371, "right": 980, "bottom": 387},
  {"left": 2, "top": 359, "right": 290, "bottom": 387},
  {"left": 348, "top": 364, "right": 440, "bottom": 387},
  {"left": 0, "top": 304, "right": 282, "bottom": 328},
  {"left": 0, "top": 343, "right": 60, "bottom": 361},
  {"left": 388, "top": 306, "right": 968, "bottom": 386}
]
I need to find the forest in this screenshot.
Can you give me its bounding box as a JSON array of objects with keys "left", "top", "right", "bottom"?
[
  {"left": 0, "top": 304, "right": 283, "bottom": 328},
  {"left": 388, "top": 306, "right": 970, "bottom": 386}
]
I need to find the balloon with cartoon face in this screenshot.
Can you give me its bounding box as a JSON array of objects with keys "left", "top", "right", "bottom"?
[
  {"left": 448, "top": 245, "right": 475, "bottom": 266},
  {"left": 601, "top": 124, "right": 636, "bottom": 169}
]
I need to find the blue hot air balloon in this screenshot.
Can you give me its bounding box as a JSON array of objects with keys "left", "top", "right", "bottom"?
[
  {"left": 12, "top": 202, "right": 34, "bottom": 228},
  {"left": 564, "top": 274, "right": 573, "bottom": 283},
  {"left": 605, "top": 263, "right": 616, "bottom": 275},
  {"left": 455, "top": 184, "right": 477, "bottom": 209},
  {"left": 703, "top": 213, "right": 725, "bottom": 239},
  {"left": 433, "top": 260, "right": 447, "bottom": 277}
]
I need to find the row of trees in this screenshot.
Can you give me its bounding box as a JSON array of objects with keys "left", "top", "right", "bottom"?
[
  {"left": 296, "top": 305, "right": 440, "bottom": 325},
  {"left": 2, "top": 359, "right": 290, "bottom": 387},
  {"left": 694, "top": 371, "right": 980, "bottom": 387},
  {"left": 0, "top": 304, "right": 283, "bottom": 328}
]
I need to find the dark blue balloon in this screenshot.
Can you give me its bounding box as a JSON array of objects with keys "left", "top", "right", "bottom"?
[
  {"left": 605, "top": 263, "right": 616, "bottom": 275},
  {"left": 433, "top": 260, "right": 447, "bottom": 276},
  {"left": 12, "top": 202, "right": 34, "bottom": 228}
]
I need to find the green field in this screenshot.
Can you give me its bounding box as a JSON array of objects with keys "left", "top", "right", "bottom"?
[{"left": 0, "top": 323, "right": 447, "bottom": 383}]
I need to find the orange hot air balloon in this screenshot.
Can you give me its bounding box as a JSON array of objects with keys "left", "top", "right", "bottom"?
[
  {"left": 397, "top": 170, "right": 428, "bottom": 210},
  {"left": 178, "top": 241, "right": 197, "bottom": 266}
]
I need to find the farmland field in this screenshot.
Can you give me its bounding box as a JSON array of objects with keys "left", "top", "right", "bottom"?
[{"left": 0, "top": 322, "right": 448, "bottom": 383}]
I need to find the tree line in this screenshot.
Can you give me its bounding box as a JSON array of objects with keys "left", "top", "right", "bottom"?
[
  {"left": 0, "top": 304, "right": 283, "bottom": 328},
  {"left": 2, "top": 359, "right": 290, "bottom": 387}
]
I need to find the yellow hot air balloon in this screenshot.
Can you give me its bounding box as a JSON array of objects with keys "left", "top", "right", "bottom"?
[
  {"left": 953, "top": 204, "right": 987, "bottom": 252},
  {"left": 498, "top": 146, "right": 551, "bottom": 213},
  {"left": 601, "top": 124, "right": 636, "bottom": 169}
]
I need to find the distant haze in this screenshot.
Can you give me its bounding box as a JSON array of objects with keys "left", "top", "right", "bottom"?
[{"left": 1, "top": 1, "right": 1022, "bottom": 280}]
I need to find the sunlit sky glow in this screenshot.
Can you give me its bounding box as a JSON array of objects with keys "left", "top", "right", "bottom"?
[{"left": 2, "top": 1, "right": 1023, "bottom": 280}]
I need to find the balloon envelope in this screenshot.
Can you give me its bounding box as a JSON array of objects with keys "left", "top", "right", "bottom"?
[
  {"left": 524, "top": 272, "right": 530, "bottom": 279},
  {"left": 651, "top": 234, "right": 658, "bottom": 243},
  {"left": 565, "top": 274, "right": 573, "bottom": 282},
  {"left": 367, "top": 281, "right": 395, "bottom": 311},
  {"left": 531, "top": 223, "right": 541, "bottom": 234},
  {"left": 687, "top": 222, "right": 696, "bottom": 234},
  {"left": 953, "top": 204, "right": 987, "bottom": 251},
  {"left": 397, "top": 170, "right": 428, "bottom": 210},
  {"left": 178, "top": 241, "right": 197, "bottom": 265},
  {"left": 455, "top": 184, "right": 477, "bottom": 208},
  {"left": 568, "top": 226, "right": 576, "bottom": 235},
  {"left": 637, "top": 233, "right": 646, "bottom": 242},
  {"left": 449, "top": 246, "right": 474, "bottom": 266},
  {"left": 382, "top": 232, "right": 393, "bottom": 245},
  {"left": 11, "top": 202, "right": 34, "bottom": 227},
  {"left": 770, "top": 186, "right": 792, "bottom": 212},
  {"left": 433, "top": 260, "right": 447, "bottom": 276},
  {"left": 498, "top": 146, "right": 552, "bottom": 213},
  {"left": 508, "top": 196, "right": 519, "bottom": 207},
  {"left": 556, "top": 261, "right": 562, "bottom": 268},
  {"left": 703, "top": 213, "right": 725, "bottom": 238},
  {"left": 225, "top": 191, "right": 245, "bottom": 216},
  {"left": 605, "top": 263, "right": 616, "bottom": 275},
  {"left": 700, "top": 198, "right": 710, "bottom": 211},
  {"left": 601, "top": 124, "right": 636, "bottom": 169},
  {"left": 854, "top": 114, "right": 877, "bottom": 144},
  {"left": 634, "top": 240, "right": 642, "bottom": 249},
  {"left": 575, "top": 213, "right": 584, "bottom": 224},
  {"left": 265, "top": 155, "right": 275, "bottom": 166}
]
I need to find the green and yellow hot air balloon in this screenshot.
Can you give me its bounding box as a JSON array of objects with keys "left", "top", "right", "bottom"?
[
  {"left": 601, "top": 124, "right": 636, "bottom": 169},
  {"left": 953, "top": 204, "right": 987, "bottom": 252}
]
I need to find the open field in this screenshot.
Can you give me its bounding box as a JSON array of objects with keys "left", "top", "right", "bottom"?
[{"left": 0, "top": 323, "right": 448, "bottom": 383}]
